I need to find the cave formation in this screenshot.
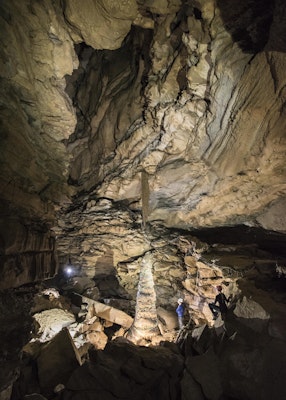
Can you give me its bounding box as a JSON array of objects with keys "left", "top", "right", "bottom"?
[{"left": 1, "top": 0, "right": 286, "bottom": 399}]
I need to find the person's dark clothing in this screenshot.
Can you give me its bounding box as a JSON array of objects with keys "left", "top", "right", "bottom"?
[
  {"left": 215, "top": 293, "right": 228, "bottom": 313},
  {"left": 209, "top": 292, "right": 229, "bottom": 319}
]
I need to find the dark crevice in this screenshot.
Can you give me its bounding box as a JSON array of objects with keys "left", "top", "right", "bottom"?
[
  {"left": 189, "top": 225, "right": 286, "bottom": 258},
  {"left": 217, "top": 0, "right": 275, "bottom": 53}
]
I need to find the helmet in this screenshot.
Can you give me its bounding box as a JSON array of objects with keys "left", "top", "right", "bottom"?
[
  {"left": 178, "top": 298, "right": 183, "bottom": 304},
  {"left": 216, "top": 285, "right": 222, "bottom": 291}
]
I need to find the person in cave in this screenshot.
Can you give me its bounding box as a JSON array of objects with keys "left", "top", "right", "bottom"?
[
  {"left": 176, "top": 298, "right": 185, "bottom": 329},
  {"left": 208, "top": 285, "right": 231, "bottom": 321}
]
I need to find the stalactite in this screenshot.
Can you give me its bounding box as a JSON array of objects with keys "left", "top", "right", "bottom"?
[{"left": 141, "top": 170, "right": 150, "bottom": 228}]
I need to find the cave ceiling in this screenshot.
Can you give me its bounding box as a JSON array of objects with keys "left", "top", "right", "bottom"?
[{"left": 0, "top": 0, "right": 286, "bottom": 286}]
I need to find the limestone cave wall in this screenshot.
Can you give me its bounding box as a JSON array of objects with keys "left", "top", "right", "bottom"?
[{"left": 0, "top": 0, "right": 286, "bottom": 292}]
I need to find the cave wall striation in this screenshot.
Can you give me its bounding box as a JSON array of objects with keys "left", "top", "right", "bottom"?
[{"left": 0, "top": 0, "right": 286, "bottom": 290}]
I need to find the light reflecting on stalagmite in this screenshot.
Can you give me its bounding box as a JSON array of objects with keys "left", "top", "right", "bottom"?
[{"left": 127, "top": 251, "right": 160, "bottom": 343}]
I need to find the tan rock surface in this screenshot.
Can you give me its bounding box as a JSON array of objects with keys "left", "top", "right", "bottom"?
[
  {"left": 1, "top": 0, "right": 286, "bottom": 292},
  {"left": 80, "top": 295, "right": 134, "bottom": 329},
  {"left": 64, "top": 0, "right": 138, "bottom": 50},
  {"left": 33, "top": 308, "right": 76, "bottom": 342}
]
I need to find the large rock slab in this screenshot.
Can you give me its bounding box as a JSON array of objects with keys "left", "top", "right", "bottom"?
[
  {"left": 77, "top": 294, "right": 133, "bottom": 329},
  {"left": 185, "top": 349, "right": 223, "bottom": 400},
  {"left": 62, "top": 339, "right": 184, "bottom": 400},
  {"left": 37, "top": 328, "right": 81, "bottom": 396},
  {"left": 33, "top": 309, "right": 76, "bottom": 341}
]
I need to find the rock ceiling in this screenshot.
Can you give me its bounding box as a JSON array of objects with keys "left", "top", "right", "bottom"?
[{"left": 0, "top": 0, "right": 286, "bottom": 289}]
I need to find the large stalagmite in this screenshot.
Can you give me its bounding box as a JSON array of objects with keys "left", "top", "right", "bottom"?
[{"left": 127, "top": 252, "right": 160, "bottom": 342}]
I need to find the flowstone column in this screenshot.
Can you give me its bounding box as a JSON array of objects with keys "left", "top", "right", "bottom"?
[{"left": 127, "top": 251, "right": 160, "bottom": 343}]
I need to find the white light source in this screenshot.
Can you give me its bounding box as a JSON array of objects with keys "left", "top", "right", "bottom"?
[{"left": 66, "top": 266, "right": 73, "bottom": 275}]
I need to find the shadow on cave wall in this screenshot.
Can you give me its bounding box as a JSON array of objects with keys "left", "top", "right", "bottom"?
[
  {"left": 190, "top": 225, "right": 286, "bottom": 258},
  {"left": 216, "top": 0, "right": 286, "bottom": 53}
]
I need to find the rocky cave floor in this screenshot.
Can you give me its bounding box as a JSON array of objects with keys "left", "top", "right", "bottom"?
[{"left": 1, "top": 228, "right": 286, "bottom": 400}]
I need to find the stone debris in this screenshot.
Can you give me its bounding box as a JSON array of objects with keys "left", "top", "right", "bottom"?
[
  {"left": 85, "top": 331, "right": 108, "bottom": 350},
  {"left": 76, "top": 294, "right": 134, "bottom": 329},
  {"left": 36, "top": 328, "right": 81, "bottom": 397},
  {"left": 8, "top": 282, "right": 286, "bottom": 400},
  {"left": 275, "top": 264, "right": 286, "bottom": 278},
  {"left": 157, "top": 307, "right": 178, "bottom": 331},
  {"left": 31, "top": 291, "right": 72, "bottom": 314},
  {"left": 30, "top": 292, "right": 133, "bottom": 352},
  {"left": 41, "top": 288, "right": 60, "bottom": 299},
  {"left": 2, "top": 234, "right": 286, "bottom": 400},
  {"left": 233, "top": 296, "right": 270, "bottom": 321},
  {"left": 62, "top": 339, "right": 184, "bottom": 400},
  {"left": 0, "top": 384, "right": 13, "bottom": 400},
  {"left": 32, "top": 309, "right": 76, "bottom": 342},
  {"left": 62, "top": 277, "right": 97, "bottom": 295}
]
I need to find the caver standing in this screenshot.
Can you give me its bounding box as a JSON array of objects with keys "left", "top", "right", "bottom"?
[
  {"left": 176, "top": 298, "right": 185, "bottom": 329},
  {"left": 209, "top": 285, "right": 231, "bottom": 320}
]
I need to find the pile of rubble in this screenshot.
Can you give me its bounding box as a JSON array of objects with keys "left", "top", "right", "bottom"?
[
  {"left": 2, "top": 270, "right": 286, "bottom": 400},
  {"left": 31, "top": 285, "right": 133, "bottom": 350},
  {"left": 6, "top": 274, "right": 180, "bottom": 399}
]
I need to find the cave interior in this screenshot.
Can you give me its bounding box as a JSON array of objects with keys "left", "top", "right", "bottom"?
[{"left": 0, "top": 0, "right": 286, "bottom": 399}]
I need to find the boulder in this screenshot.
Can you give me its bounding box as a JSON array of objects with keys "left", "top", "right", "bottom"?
[
  {"left": 0, "top": 384, "right": 13, "bottom": 400},
  {"left": 37, "top": 328, "right": 81, "bottom": 396},
  {"left": 31, "top": 292, "right": 71, "bottom": 314},
  {"left": 63, "top": 339, "right": 184, "bottom": 399},
  {"left": 62, "top": 277, "right": 96, "bottom": 295},
  {"left": 157, "top": 307, "right": 178, "bottom": 330},
  {"left": 233, "top": 296, "right": 270, "bottom": 332},
  {"left": 76, "top": 294, "right": 133, "bottom": 329},
  {"left": 86, "top": 331, "right": 108, "bottom": 350},
  {"left": 181, "top": 369, "right": 205, "bottom": 400},
  {"left": 185, "top": 349, "right": 223, "bottom": 400},
  {"left": 33, "top": 309, "right": 76, "bottom": 342}
]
